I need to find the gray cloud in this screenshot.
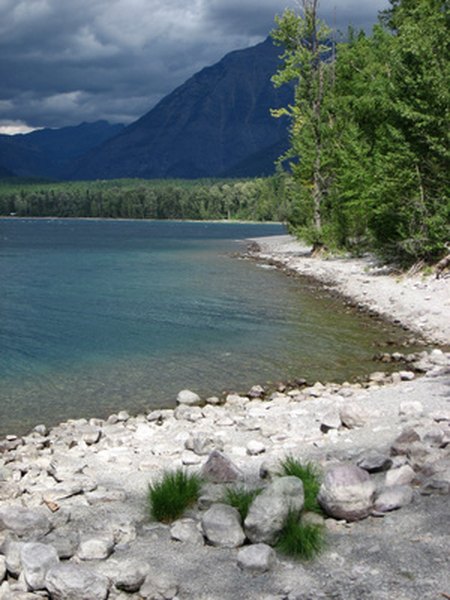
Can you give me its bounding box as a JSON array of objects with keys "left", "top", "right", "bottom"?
[{"left": 0, "top": 0, "right": 389, "bottom": 132}]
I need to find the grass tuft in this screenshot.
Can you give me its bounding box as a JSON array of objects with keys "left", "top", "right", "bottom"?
[
  {"left": 222, "top": 486, "right": 262, "bottom": 521},
  {"left": 148, "top": 469, "right": 203, "bottom": 523},
  {"left": 276, "top": 512, "right": 326, "bottom": 560},
  {"left": 279, "top": 456, "right": 322, "bottom": 514}
]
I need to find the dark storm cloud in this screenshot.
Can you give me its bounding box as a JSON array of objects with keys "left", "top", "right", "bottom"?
[{"left": 0, "top": 0, "right": 389, "bottom": 132}]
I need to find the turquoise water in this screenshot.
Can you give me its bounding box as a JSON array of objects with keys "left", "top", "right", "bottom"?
[{"left": 0, "top": 218, "right": 407, "bottom": 436}]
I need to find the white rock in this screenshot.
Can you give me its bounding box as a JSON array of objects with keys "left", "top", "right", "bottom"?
[
  {"left": 0, "top": 507, "right": 51, "bottom": 540},
  {"left": 5, "top": 540, "right": 26, "bottom": 577},
  {"left": 320, "top": 410, "right": 342, "bottom": 433},
  {"left": 385, "top": 464, "right": 416, "bottom": 487},
  {"left": 201, "top": 503, "right": 245, "bottom": 548},
  {"left": 176, "top": 390, "right": 202, "bottom": 406},
  {"left": 20, "top": 542, "right": 59, "bottom": 590},
  {"left": 237, "top": 543, "right": 276, "bottom": 573},
  {"left": 77, "top": 532, "right": 115, "bottom": 560},
  {"left": 170, "top": 519, "right": 204, "bottom": 545},
  {"left": 0, "top": 555, "right": 6, "bottom": 583},
  {"left": 374, "top": 485, "right": 413, "bottom": 512},
  {"left": 246, "top": 440, "right": 266, "bottom": 456},
  {"left": 399, "top": 371, "right": 415, "bottom": 381},
  {"left": 113, "top": 561, "right": 148, "bottom": 593},
  {"left": 339, "top": 403, "right": 369, "bottom": 428},
  {"left": 139, "top": 572, "right": 178, "bottom": 599},
  {"left": 45, "top": 563, "right": 109, "bottom": 600}
]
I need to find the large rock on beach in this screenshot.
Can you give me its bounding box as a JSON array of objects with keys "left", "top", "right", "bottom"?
[
  {"left": 170, "top": 518, "right": 204, "bottom": 545},
  {"left": 374, "top": 485, "right": 413, "bottom": 512},
  {"left": 339, "top": 402, "right": 370, "bottom": 429},
  {"left": 45, "top": 563, "right": 109, "bottom": 600},
  {"left": 237, "top": 543, "right": 276, "bottom": 573},
  {"left": 357, "top": 451, "right": 393, "bottom": 473},
  {"left": 176, "top": 389, "right": 202, "bottom": 406},
  {"left": 201, "top": 450, "right": 242, "bottom": 483},
  {"left": 318, "top": 464, "right": 376, "bottom": 521},
  {"left": 244, "top": 476, "right": 304, "bottom": 544},
  {"left": 77, "top": 532, "right": 115, "bottom": 560},
  {"left": 201, "top": 503, "right": 245, "bottom": 548},
  {"left": 139, "top": 571, "right": 179, "bottom": 599},
  {"left": 20, "top": 542, "right": 59, "bottom": 590},
  {"left": 0, "top": 507, "right": 51, "bottom": 539}
]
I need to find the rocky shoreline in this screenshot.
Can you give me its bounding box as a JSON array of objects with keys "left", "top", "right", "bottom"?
[{"left": 1, "top": 236, "right": 449, "bottom": 599}]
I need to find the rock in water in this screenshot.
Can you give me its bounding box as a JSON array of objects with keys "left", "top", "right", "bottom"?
[{"left": 318, "top": 464, "right": 375, "bottom": 522}]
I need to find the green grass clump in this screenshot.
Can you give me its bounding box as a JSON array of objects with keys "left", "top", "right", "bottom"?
[
  {"left": 276, "top": 512, "right": 326, "bottom": 560},
  {"left": 223, "top": 486, "right": 262, "bottom": 520},
  {"left": 148, "top": 469, "right": 203, "bottom": 523},
  {"left": 279, "top": 457, "right": 322, "bottom": 514}
]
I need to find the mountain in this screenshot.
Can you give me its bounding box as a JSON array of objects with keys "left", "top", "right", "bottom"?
[
  {"left": 0, "top": 121, "right": 125, "bottom": 179},
  {"left": 70, "top": 37, "right": 292, "bottom": 180}
]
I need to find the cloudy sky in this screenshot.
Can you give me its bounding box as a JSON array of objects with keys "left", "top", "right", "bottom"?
[{"left": 0, "top": 0, "right": 390, "bottom": 134}]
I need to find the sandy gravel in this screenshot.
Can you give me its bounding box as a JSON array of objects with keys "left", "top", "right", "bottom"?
[{"left": 249, "top": 235, "right": 450, "bottom": 346}]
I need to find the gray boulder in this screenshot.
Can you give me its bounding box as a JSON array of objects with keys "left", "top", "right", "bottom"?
[
  {"left": 113, "top": 562, "right": 148, "bottom": 593},
  {"left": 201, "top": 450, "right": 242, "bottom": 483},
  {"left": 201, "top": 503, "right": 245, "bottom": 548},
  {"left": 20, "top": 542, "right": 59, "bottom": 591},
  {"left": 391, "top": 428, "right": 421, "bottom": 456},
  {"left": 77, "top": 532, "right": 115, "bottom": 560},
  {"left": 374, "top": 486, "right": 413, "bottom": 512},
  {"left": 5, "top": 540, "right": 25, "bottom": 577},
  {"left": 45, "top": 563, "right": 109, "bottom": 600},
  {"left": 0, "top": 507, "right": 51, "bottom": 539},
  {"left": 318, "top": 464, "right": 375, "bottom": 521},
  {"left": 170, "top": 518, "right": 204, "bottom": 545},
  {"left": 43, "top": 527, "right": 80, "bottom": 559},
  {"left": 139, "top": 572, "right": 178, "bottom": 599},
  {"left": 0, "top": 555, "right": 6, "bottom": 583},
  {"left": 237, "top": 543, "right": 276, "bottom": 573},
  {"left": 357, "top": 451, "right": 393, "bottom": 473},
  {"left": 244, "top": 476, "right": 304, "bottom": 544}
]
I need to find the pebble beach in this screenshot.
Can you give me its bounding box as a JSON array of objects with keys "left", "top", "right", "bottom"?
[{"left": 0, "top": 234, "right": 449, "bottom": 600}]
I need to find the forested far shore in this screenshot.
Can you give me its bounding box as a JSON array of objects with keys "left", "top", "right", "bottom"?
[{"left": 0, "top": 177, "right": 291, "bottom": 223}]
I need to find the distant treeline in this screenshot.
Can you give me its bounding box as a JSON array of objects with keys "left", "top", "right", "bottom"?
[{"left": 0, "top": 177, "right": 291, "bottom": 222}]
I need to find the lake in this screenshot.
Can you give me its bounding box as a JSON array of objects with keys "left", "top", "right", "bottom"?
[{"left": 0, "top": 218, "right": 408, "bottom": 436}]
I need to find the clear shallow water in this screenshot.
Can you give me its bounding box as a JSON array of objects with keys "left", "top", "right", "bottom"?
[{"left": 1, "top": 218, "right": 408, "bottom": 436}]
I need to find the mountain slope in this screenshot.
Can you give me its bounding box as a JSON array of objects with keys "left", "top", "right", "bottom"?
[
  {"left": 0, "top": 121, "right": 124, "bottom": 179},
  {"left": 71, "top": 38, "right": 292, "bottom": 180}
]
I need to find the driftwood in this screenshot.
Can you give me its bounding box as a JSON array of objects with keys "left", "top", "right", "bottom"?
[{"left": 435, "top": 253, "right": 450, "bottom": 279}]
